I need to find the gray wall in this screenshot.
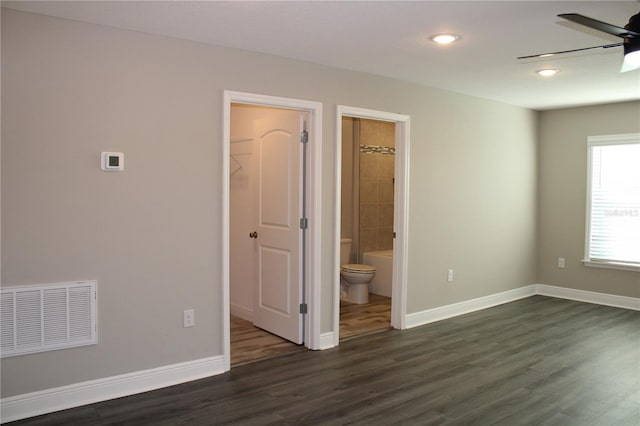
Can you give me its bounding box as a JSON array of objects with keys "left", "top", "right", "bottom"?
[
  {"left": 1, "top": 9, "right": 538, "bottom": 397},
  {"left": 538, "top": 101, "right": 640, "bottom": 298}
]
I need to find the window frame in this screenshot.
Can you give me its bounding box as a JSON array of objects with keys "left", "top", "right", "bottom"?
[{"left": 583, "top": 133, "right": 640, "bottom": 272}]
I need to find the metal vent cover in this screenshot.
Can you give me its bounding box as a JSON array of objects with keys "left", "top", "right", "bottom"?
[{"left": 1, "top": 281, "right": 97, "bottom": 358}]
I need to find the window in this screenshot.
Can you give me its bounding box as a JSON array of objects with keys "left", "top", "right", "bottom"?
[{"left": 584, "top": 133, "right": 640, "bottom": 271}]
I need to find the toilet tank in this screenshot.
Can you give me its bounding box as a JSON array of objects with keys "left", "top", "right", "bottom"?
[{"left": 340, "top": 238, "right": 352, "bottom": 265}]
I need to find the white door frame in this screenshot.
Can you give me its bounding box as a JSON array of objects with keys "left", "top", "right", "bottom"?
[
  {"left": 333, "top": 106, "right": 410, "bottom": 345},
  {"left": 222, "top": 91, "right": 323, "bottom": 371}
]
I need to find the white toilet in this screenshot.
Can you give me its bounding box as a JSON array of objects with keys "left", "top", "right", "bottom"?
[{"left": 340, "top": 238, "right": 376, "bottom": 304}]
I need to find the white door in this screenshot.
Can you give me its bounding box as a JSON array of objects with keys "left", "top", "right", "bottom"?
[{"left": 251, "top": 109, "right": 306, "bottom": 344}]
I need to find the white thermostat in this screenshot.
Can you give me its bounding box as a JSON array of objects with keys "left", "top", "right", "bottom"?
[{"left": 101, "top": 152, "right": 124, "bottom": 171}]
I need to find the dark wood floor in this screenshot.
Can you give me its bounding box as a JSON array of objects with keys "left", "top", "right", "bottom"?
[{"left": 10, "top": 296, "right": 640, "bottom": 425}]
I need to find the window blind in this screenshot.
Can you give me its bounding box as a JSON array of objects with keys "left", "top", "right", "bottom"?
[{"left": 587, "top": 135, "right": 640, "bottom": 267}]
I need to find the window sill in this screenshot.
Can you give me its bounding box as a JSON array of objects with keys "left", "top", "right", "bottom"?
[{"left": 582, "top": 260, "right": 640, "bottom": 272}]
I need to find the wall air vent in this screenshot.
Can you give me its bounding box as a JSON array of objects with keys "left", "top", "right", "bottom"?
[{"left": 1, "top": 281, "right": 97, "bottom": 358}]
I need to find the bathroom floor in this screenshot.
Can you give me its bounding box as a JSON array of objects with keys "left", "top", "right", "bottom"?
[
  {"left": 230, "top": 294, "right": 392, "bottom": 365},
  {"left": 339, "top": 293, "right": 392, "bottom": 340}
]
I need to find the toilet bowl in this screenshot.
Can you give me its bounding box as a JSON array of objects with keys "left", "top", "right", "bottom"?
[
  {"left": 340, "top": 264, "right": 376, "bottom": 304},
  {"left": 340, "top": 238, "right": 376, "bottom": 304}
]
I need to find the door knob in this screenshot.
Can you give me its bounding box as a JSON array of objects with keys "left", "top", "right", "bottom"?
[{"left": 249, "top": 231, "right": 258, "bottom": 239}]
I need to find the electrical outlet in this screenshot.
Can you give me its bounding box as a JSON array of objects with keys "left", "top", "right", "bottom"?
[
  {"left": 183, "top": 309, "right": 195, "bottom": 328},
  {"left": 558, "top": 257, "right": 565, "bottom": 268},
  {"left": 447, "top": 269, "right": 454, "bottom": 282}
]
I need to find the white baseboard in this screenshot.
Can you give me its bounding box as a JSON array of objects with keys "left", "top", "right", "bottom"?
[
  {"left": 230, "top": 303, "right": 253, "bottom": 321},
  {"left": 1, "top": 355, "right": 225, "bottom": 423},
  {"left": 536, "top": 284, "right": 640, "bottom": 311},
  {"left": 404, "top": 283, "right": 639, "bottom": 330},
  {"left": 405, "top": 285, "right": 537, "bottom": 329},
  {"left": 318, "top": 332, "right": 337, "bottom": 350}
]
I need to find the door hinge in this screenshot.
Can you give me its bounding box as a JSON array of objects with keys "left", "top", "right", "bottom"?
[
  {"left": 300, "top": 130, "right": 309, "bottom": 144},
  {"left": 300, "top": 217, "right": 308, "bottom": 229},
  {"left": 299, "top": 303, "right": 308, "bottom": 314},
  {"left": 393, "top": 231, "right": 396, "bottom": 239}
]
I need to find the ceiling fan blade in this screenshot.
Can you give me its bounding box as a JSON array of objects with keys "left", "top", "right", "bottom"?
[
  {"left": 517, "top": 43, "right": 622, "bottom": 60},
  {"left": 558, "top": 13, "right": 640, "bottom": 38}
]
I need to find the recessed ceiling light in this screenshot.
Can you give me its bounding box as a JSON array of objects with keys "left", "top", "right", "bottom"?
[
  {"left": 430, "top": 34, "right": 460, "bottom": 45},
  {"left": 537, "top": 69, "right": 560, "bottom": 77}
]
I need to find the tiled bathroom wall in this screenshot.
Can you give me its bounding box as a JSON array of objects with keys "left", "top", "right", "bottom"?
[{"left": 358, "top": 119, "right": 395, "bottom": 261}]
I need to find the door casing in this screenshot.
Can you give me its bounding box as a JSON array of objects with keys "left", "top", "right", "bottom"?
[{"left": 222, "top": 91, "right": 323, "bottom": 371}]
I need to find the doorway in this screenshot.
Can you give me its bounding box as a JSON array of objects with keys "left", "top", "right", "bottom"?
[
  {"left": 339, "top": 117, "right": 395, "bottom": 339},
  {"left": 229, "top": 104, "right": 305, "bottom": 364},
  {"left": 334, "top": 106, "right": 410, "bottom": 344},
  {"left": 222, "top": 92, "right": 323, "bottom": 371}
]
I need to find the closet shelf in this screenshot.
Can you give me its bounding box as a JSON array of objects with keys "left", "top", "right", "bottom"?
[
  {"left": 230, "top": 137, "right": 251, "bottom": 177},
  {"left": 231, "top": 137, "right": 253, "bottom": 143}
]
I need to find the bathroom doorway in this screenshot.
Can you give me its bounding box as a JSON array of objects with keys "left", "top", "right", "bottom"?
[
  {"left": 340, "top": 117, "right": 394, "bottom": 339},
  {"left": 334, "top": 106, "right": 410, "bottom": 344},
  {"left": 222, "top": 91, "right": 323, "bottom": 370}
]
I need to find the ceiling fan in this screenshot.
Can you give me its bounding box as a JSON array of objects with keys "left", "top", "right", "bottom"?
[{"left": 518, "top": 11, "right": 640, "bottom": 72}]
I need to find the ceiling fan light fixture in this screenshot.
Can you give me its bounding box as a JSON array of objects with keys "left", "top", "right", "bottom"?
[
  {"left": 536, "top": 69, "right": 560, "bottom": 77},
  {"left": 621, "top": 39, "right": 640, "bottom": 72},
  {"left": 430, "top": 34, "right": 460, "bottom": 45},
  {"left": 621, "top": 50, "right": 640, "bottom": 72}
]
